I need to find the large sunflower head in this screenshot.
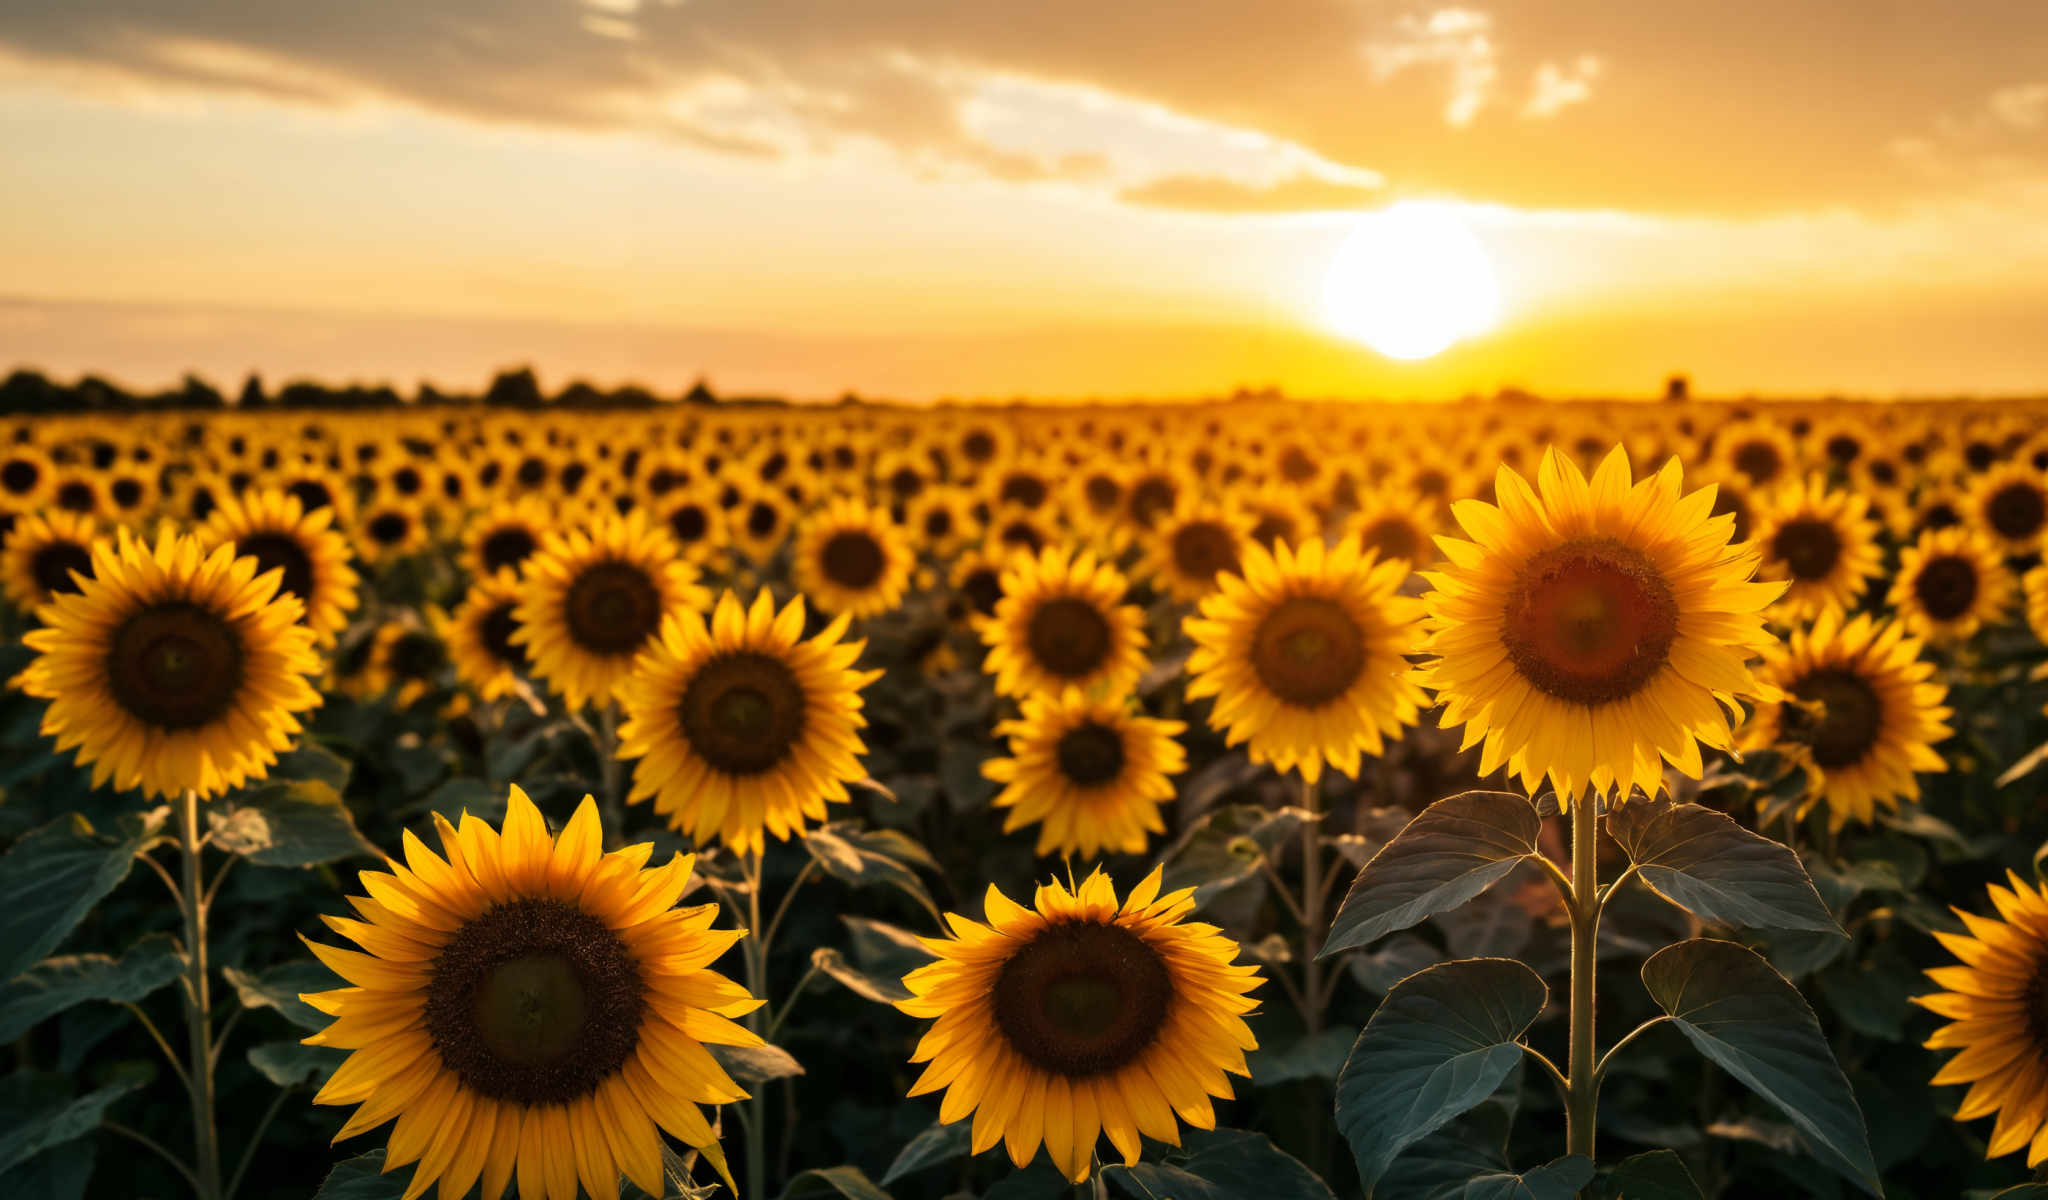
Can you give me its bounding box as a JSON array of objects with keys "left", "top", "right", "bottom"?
[
  {"left": 978, "top": 545, "right": 1148, "bottom": 700},
  {"left": 302, "top": 784, "right": 760, "bottom": 1200},
  {"left": 790, "top": 497, "right": 915, "bottom": 620},
  {"left": 514, "top": 510, "right": 709, "bottom": 712},
  {"left": 462, "top": 497, "right": 554, "bottom": 581},
  {"left": 17, "top": 526, "right": 323, "bottom": 799},
  {"left": 1968, "top": 463, "right": 2048, "bottom": 556},
  {"left": 897, "top": 866, "right": 1261, "bottom": 1183},
  {"left": 982, "top": 689, "right": 1187, "bottom": 858},
  {"left": 1185, "top": 535, "right": 1425, "bottom": 784},
  {"left": 439, "top": 570, "right": 533, "bottom": 703},
  {"left": 1142, "top": 500, "right": 1251, "bottom": 604},
  {"left": 0, "top": 509, "right": 99, "bottom": 613},
  {"left": 200, "top": 488, "right": 361, "bottom": 647},
  {"left": 1916, "top": 873, "right": 2048, "bottom": 1167},
  {"left": 617, "top": 590, "right": 882, "bottom": 857},
  {"left": 1419, "top": 446, "right": 1785, "bottom": 807},
  {"left": 1741, "top": 610, "right": 1951, "bottom": 831},
  {"left": 1751, "top": 473, "right": 1885, "bottom": 622},
  {"left": 1889, "top": 527, "right": 2015, "bottom": 644}
]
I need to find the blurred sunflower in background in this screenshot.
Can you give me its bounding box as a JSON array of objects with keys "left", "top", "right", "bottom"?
[
  {"left": 1421, "top": 447, "right": 1783, "bottom": 805},
  {"left": 1918, "top": 873, "right": 2048, "bottom": 1166},
  {"left": 0, "top": 509, "right": 97, "bottom": 612},
  {"left": 1185, "top": 537, "right": 1424, "bottom": 784},
  {"left": 1967, "top": 463, "right": 2048, "bottom": 557},
  {"left": 1752, "top": 474, "right": 1884, "bottom": 621},
  {"left": 1715, "top": 418, "right": 1799, "bottom": 490},
  {"left": 17, "top": 527, "right": 322, "bottom": 798},
  {"left": 979, "top": 545, "right": 1147, "bottom": 700},
  {"left": 302, "top": 786, "right": 759, "bottom": 1199},
  {"left": 983, "top": 689, "right": 1186, "bottom": 858},
  {"left": 356, "top": 499, "right": 427, "bottom": 563},
  {"left": 1744, "top": 611, "right": 1950, "bottom": 830},
  {"left": 440, "top": 571, "right": 532, "bottom": 703},
  {"left": 359, "top": 616, "right": 453, "bottom": 711},
  {"left": 1889, "top": 527, "right": 2013, "bottom": 644},
  {"left": 462, "top": 496, "right": 554, "bottom": 580},
  {"left": 0, "top": 445, "right": 52, "bottom": 509},
  {"left": 792, "top": 497, "right": 915, "bottom": 619},
  {"left": 1342, "top": 488, "right": 1440, "bottom": 570},
  {"left": 202, "top": 488, "right": 360, "bottom": 646},
  {"left": 897, "top": 867, "right": 1261, "bottom": 1183},
  {"left": 1143, "top": 500, "right": 1250, "bottom": 604},
  {"left": 617, "top": 590, "right": 880, "bottom": 856},
  {"left": 730, "top": 490, "right": 794, "bottom": 565}
]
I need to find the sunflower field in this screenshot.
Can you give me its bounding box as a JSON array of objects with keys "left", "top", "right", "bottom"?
[{"left": 4, "top": 397, "right": 2048, "bottom": 1200}]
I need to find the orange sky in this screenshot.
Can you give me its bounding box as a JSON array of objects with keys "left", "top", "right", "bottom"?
[{"left": 1, "top": 1, "right": 2045, "bottom": 400}]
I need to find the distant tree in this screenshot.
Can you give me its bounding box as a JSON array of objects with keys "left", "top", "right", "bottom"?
[
  {"left": 0, "top": 370, "right": 61, "bottom": 414},
  {"left": 1664, "top": 374, "right": 1690, "bottom": 402},
  {"left": 485, "top": 367, "right": 544, "bottom": 408},
  {"left": 238, "top": 373, "right": 267, "bottom": 408},
  {"left": 682, "top": 378, "right": 716, "bottom": 405}
]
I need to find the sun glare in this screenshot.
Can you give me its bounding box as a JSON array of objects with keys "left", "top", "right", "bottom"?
[{"left": 1321, "top": 202, "right": 1502, "bottom": 361}]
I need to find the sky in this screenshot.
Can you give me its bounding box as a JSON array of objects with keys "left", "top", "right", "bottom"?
[{"left": 1, "top": 1, "right": 2045, "bottom": 400}]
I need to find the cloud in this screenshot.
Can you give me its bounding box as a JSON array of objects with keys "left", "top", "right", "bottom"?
[
  {"left": 1119, "top": 172, "right": 1383, "bottom": 213},
  {"left": 1521, "top": 56, "right": 1602, "bottom": 120}
]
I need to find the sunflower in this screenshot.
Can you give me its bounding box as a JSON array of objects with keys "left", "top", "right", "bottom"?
[
  {"left": 1741, "top": 610, "right": 1949, "bottom": 830},
  {"left": 361, "top": 617, "right": 455, "bottom": 710},
  {"left": 1420, "top": 446, "right": 1784, "bottom": 806},
  {"left": 0, "top": 446, "right": 52, "bottom": 509},
  {"left": 651, "top": 490, "right": 729, "bottom": 564},
  {"left": 463, "top": 497, "right": 555, "bottom": 581},
  {"left": 979, "top": 545, "right": 1148, "bottom": 701},
  {"left": 1239, "top": 485, "right": 1318, "bottom": 553},
  {"left": 49, "top": 472, "right": 103, "bottom": 516},
  {"left": 440, "top": 571, "right": 533, "bottom": 703},
  {"left": 949, "top": 542, "right": 1013, "bottom": 625},
  {"left": 1715, "top": 418, "right": 1798, "bottom": 489},
  {"left": 1967, "top": 463, "right": 2048, "bottom": 556},
  {"left": 617, "top": 589, "right": 879, "bottom": 855},
  {"left": 730, "top": 491, "right": 793, "bottom": 565},
  {"left": 791, "top": 497, "right": 915, "bottom": 619},
  {"left": 896, "top": 866, "right": 1261, "bottom": 1183},
  {"left": 2028, "top": 566, "right": 2048, "bottom": 648},
  {"left": 201, "top": 488, "right": 360, "bottom": 647},
  {"left": 302, "top": 785, "right": 760, "bottom": 1200},
  {"left": 1122, "top": 466, "right": 1182, "bottom": 532},
  {"left": 515, "top": 511, "right": 709, "bottom": 712},
  {"left": 983, "top": 690, "right": 1186, "bottom": 858},
  {"left": 16, "top": 527, "right": 322, "bottom": 799},
  {"left": 1751, "top": 474, "right": 1884, "bottom": 622},
  {"left": 1185, "top": 536, "right": 1425, "bottom": 784},
  {"left": 1915, "top": 872, "right": 2048, "bottom": 1166},
  {"left": 0, "top": 509, "right": 99, "bottom": 612},
  {"left": 1342, "top": 488, "right": 1440, "bottom": 569},
  {"left": 905, "top": 489, "right": 980, "bottom": 557},
  {"left": 357, "top": 500, "right": 428, "bottom": 563},
  {"left": 1142, "top": 501, "right": 1251, "bottom": 604},
  {"left": 1889, "top": 527, "right": 2014, "bottom": 644}
]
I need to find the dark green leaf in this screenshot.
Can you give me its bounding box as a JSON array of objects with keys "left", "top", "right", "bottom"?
[
  {"left": 222, "top": 959, "right": 343, "bottom": 1032},
  {"left": 1247, "top": 1026, "right": 1358, "bottom": 1087},
  {"left": 208, "top": 777, "right": 376, "bottom": 867},
  {"left": 0, "top": 934, "right": 183, "bottom": 1042},
  {"left": 708, "top": 1042, "right": 804, "bottom": 1086},
  {"left": 879, "top": 1122, "right": 970, "bottom": 1187},
  {"left": 1990, "top": 1187, "right": 2048, "bottom": 1199},
  {"left": 1641, "top": 939, "right": 1879, "bottom": 1195},
  {"left": 1606, "top": 1149, "right": 1704, "bottom": 1199},
  {"left": 812, "top": 946, "right": 909, "bottom": 1004},
  {"left": 0, "top": 812, "right": 155, "bottom": 983},
  {"left": 1158, "top": 805, "right": 1312, "bottom": 909},
  {"left": 804, "top": 824, "right": 941, "bottom": 923},
  {"left": 312, "top": 1150, "right": 405, "bottom": 1199},
  {"left": 0, "top": 1073, "right": 145, "bottom": 1175},
  {"left": 249, "top": 1042, "right": 344, "bottom": 1089},
  {"left": 1606, "top": 799, "right": 1842, "bottom": 935},
  {"left": 983, "top": 1161, "right": 1070, "bottom": 1200},
  {"left": 1455, "top": 1156, "right": 1595, "bottom": 1200},
  {"left": 1336, "top": 957, "right": 1548, "bottom": 1195},
  {"left": 779, "top": 1164, "right": 892, "bottom": 1200},
  {"left": 1347, "top": 934, "right": 1443, "bottom": 994},
  {"left": 842, "top": 917, "right": 938, "bottom": 982},
  {"left": 1321, "top": 791, "right": 1541, "bottom": 958},
  {"left": 4, "top": 1137, "right": 95, "bottom": 1200},
  {"left": 1104, "top": 1129, "right": 1333, "bottom": 1200}
]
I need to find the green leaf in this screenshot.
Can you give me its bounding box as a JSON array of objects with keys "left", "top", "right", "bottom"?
[
  {"left": 1990, "top": 1187, "right": 2048, "bottom": 1199},
  {"left": 222, "top": 959, "right": 343, "bottom": 1032},
  {"left": 811, "top": 946, "right": 909, "bottom": 1004},
  {"left": 0, "top": 1072, "right": 145, "bottom": 1176},
  {"left": 0, "top": 812, "right": 155, "bottom": 983},
  {"left": 1247, "top": 1026, "right": 1358, "bottom": 1087},
  {"left": 4, "top": 1138, "right": 95, "bottom": 1200},
  {"left": 1641, "top": 939, "right": 1879, "bottom": 1195},
  {"left": 0, "top": 934, "right": 183, "bottom": 1042},
  {"left": 1157, "top": 804, "right": 1312, "bottom": 908},
  {"left": 1320, "top": 791, "right": 1541, "bottom": 958},
  {"left": 248, "top": 1042, "right": 345, "bottom": 1089},
  {"left": 207, "top": 777, "right": 376, "bottom": 867},
  {"left": 312, "top": 1150, "right": 405, "bottom": 1199},
  {"left": 1104, "top": 1129, "right": 1333, "bottom": 1200},
  {"left": 1347, "top": 934, "right": 1442, "bottom": 994},
  {"left": 708, "top": 1042, "right": 804, "bottom": 1086},
  {"left": 879, "top": 1121, "right": 969, "bottom": 1187},
  {"left": 983, "top": 1162, "right": 1070, "bottom": 1200},
  {"left": 803, "top": 824, "right": 941, "bottom": 924},
  {"left": 1454, "top": 1156, "right": 1595, "bottom": 1200},
  {"left": 1606, "top": 1149, "right": 1705, "bottom": 1199},
  {"left": 1605, "top": 799, "right": 1842, "bottom": 936},
  {"left": 778, "top": 1164, "right": 892, "bottom": 1200},
  {"left": 842, "top": 916, "right": 937, "bottom": 982},
  {"left": 1336, "top": 957, "right": 1548, "bottom": 1195}
]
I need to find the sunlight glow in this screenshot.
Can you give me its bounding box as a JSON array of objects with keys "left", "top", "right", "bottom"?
[{"left": 1321, "top": 202, "right": 1502, "bottom": 360}]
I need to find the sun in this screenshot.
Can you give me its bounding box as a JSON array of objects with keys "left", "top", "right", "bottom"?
[{"left": 1321, "top": 202, "right": 1502, "bottom": 360}]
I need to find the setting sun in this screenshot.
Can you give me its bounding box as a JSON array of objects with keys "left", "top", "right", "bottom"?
[{"left": 1321, "top": 203, "right": 1502, "bottom": 361}]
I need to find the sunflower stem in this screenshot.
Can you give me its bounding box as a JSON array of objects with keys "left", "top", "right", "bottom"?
[
  {"left": 1298, "top": 774, "right": 1325, "bottom": 1034},
  {"left": 1565, "top": 794, "right": 1600, "bottom": 1165},
  {"left": 593, "top": 702, "right": 625, "bottom": 835},
  {"left": 741, "top": 848, "right": 770, "bottom": 1200},
  {"left": 176, "top": 789, "right": 224, "bottom": 1200}
]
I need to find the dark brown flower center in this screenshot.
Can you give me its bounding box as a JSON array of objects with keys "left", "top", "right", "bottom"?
[
  {"left": 922, "top": 509, "right": 953, "bottom": 539},
  {"left": 1988, "top": 482, "right": 2047, "bottom": 541},
  {"left": 56, "top": 481, "right": 95, "bottom": 512},
  {"left": 1000, "top": 474, "right": 1049, "bottom": 509},
  {"left": 960, "top": 568, "right": 1002, "bottom": 617},
  {"left": 1250, "top": 514, "right": 1295, "bottom": 549},
  {"left": 1824, "top": 435, "right": 1861, "bottom": 465},
  {"left": 745, "top": 501, "right": 779, "bottom": 539},
  {"left": 1783, "top": 667, "right": 1884, "bottom": 770},
  {"left": 426, "top": 899, "right": 643, "bottom": 1106},
  {"left": 367, "top": 512, "right": 411, "bottom": 546},
  {"left": 1128, "top": 476, "right": 1176, "bottom": 529},
  {"left": 1, "top": 459, "right": 39, "bottom": 495},
  {"left": 667, "top": 504, "right": 709, "bottom": 544},
  {"left": 30, "top": 539, "right": 92, "bottom": 599},
  {"left": 1025, "top": 597, "right": 1113, "bottom": 680},
  {"left": 480, "top": 527, "right": 538, "bottom": 574},
  {"left": 992, "top": 921, "right": 1172, "bottom": 1078},
  {"left": 1252, "top": 595, "right": 1366, "bottom": 707},
  {"left": 1083, "top": 476, "right": 1121, "bottom": 514},
  {"left": 1732, "top": 441, "right": 1783, "bottom": 485},
  {"left": 820, "top": 530, "right": 886, "bottom": 590},
  {"left": 1055, "top": 722, "right": 1126, "bottom": 787},
  {"left": 998, "top": 520, "right": 1045, "bottom": 554},
  {"left": 962, "top": 431, "right": 998, "bottom": 463},
  {"left": 388, "top": 631, "right": 447, "bottom": 681},
  {"left": 1358, "top": 517, "right": 1421, "bottom": 563},
  {"left": 1502, "top": 538, "right": 1678, "bottom": 706},
  {"left": 237, "top": 531, "right": 315, "bottom": 605},
  {"left": 680, "top": 651, "right": 807, "bottom": 775},
  {"left": 1920, "top": 502, "right": 1961, "bottom": 533},
  {"left": 1710, "top": 487, "right": 1752, "bottom": 544},
  {"left": 1771, "top": 518, "right": 1843, "bottom": 581},
  {"left": 285, "top": 480, "right": 335, "bottom": 513},
  {"left": 1170, "top": 521, "right": 1240, "bottom": 585},
  {"left": 563, "top": 561, "right": 662, "bottom": 654},
  {"left": 106, "top": 602, "right": 246, "bottom": 730},
  {"left": 1913, "top": 556, "right": 1979, "bottom": 621},
  {"left": 478, "top": 603, "right": 529, "bottom": 670}
]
